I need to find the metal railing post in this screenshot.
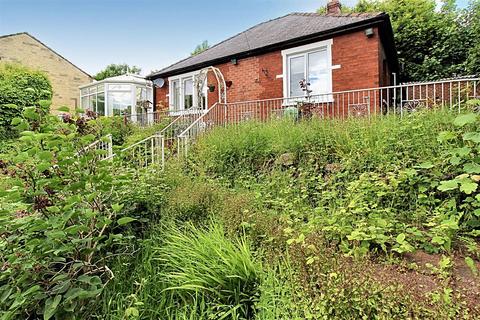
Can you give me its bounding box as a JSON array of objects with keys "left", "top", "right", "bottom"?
[{"left": 161, "top": 135, "right": 165, "bottom": 170}]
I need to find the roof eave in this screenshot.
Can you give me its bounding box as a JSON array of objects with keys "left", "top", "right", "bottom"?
[{"left": 147, "top": 13, "right": 390, "bottom": 80}]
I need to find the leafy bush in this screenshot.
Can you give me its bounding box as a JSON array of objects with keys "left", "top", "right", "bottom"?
[
  {"left": 88, "top": 116, "right": 134, "bottom": 145},
  {"left": 426, "top": 112, "right": 480, "bottom": 248},
  {"left": 189, "top": 110, "right": 480, "bottom": 256},
  {"left": 0, "top": 63, "right": 52, "bottom": 138},
  {"left": 0, "top": 105, "right": 147, "bottom": 319},
  {"left": 256, "top": 257, "right": 418, "bottom": 319},
  {"left": 116, "top": 168, "right": 169, "bottom": 231}
]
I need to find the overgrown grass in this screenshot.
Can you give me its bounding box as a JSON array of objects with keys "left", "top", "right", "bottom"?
[
  {"left": 193, "top": 110, "right": 455, "bottom": 179},
  {"left": 94, "top": 109, "right": 479, "bottom": 318},
  {"left": 189, "top": 110, "right": 480, "bottom": 256}
]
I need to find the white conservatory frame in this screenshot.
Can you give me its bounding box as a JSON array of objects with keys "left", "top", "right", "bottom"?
[{"left": 79, "top": 74, "right": 154, "bottom": 122}]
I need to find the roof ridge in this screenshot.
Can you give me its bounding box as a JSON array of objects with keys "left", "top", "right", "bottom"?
[
  {"left": 0, "top": 31, "right": 29, "bottom": 40},
  {"left": 0, "top": 32, "right": 92, "bottom": 78},
  {"left": 291, "top": 11, "right": 383, "bottom": 18}
]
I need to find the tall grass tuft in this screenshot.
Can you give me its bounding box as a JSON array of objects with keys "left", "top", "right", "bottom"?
[
  {"left": 156, "top": 223, "right": 260, "bottom": 319},
  {"left": 97, "top": 223, "right": 261, "bottom": 319}
]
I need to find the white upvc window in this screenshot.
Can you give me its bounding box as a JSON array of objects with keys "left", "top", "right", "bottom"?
[
  {"left": 282, "top": 39, "right": 333, "bottom": 100},
  {"left": 80, "top": 84, "right": 106, "bottom": 115},
  {"left": 168, "top": 71, "right": 207, "bottom": 112}
]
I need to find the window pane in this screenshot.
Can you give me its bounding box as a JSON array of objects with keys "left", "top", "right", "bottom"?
[
  {"left": 109, "top": 91, "right": 132, "bottom": 116},
  {"left": 81, "top": 95, "right": 89, "bottom": 111},
  {"left": 172, "top": 80, "right": 180, "bottom": 110},
  {"left": 90, "top": 94, "right": 97, "bottom": 113},
  {"left": 289, "top": 56, "right": 305, "bottom": 97},
  {"left": 136, "top": 86, "right": 145, "bottom": 100},
  {"left": 183, "top": 78, "right": 193, "bottom": 109},
  {"left": 136, "top": 87, "right": 147, "bottom": 114},
  {"left": 97, "top": 84, "right": 104, "bottom": 93},
  {"left": 97, "top": 92, "right": 105, "bottom": 115},
  {"left": 308, "top": 50, "right": 329, "bottom": 95},
  {"left": 81, "top": 88, "right": 88, "bottom": 96}
]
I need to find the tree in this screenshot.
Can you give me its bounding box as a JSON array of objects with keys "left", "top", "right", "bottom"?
[
  {"left": 464, "top": 0, "right": 480, "bottom": 75},
  {"left": 191, "top": 40, "right": 210, "bottom": 56},
  {"left": 317, "top": 0, "right": 478, "bottom": 81},
  {"left": 94, "top": 63, "right": 141, "bottom": 81}
]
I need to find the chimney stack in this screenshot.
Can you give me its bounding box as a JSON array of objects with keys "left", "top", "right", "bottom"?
[{"left": 327, "top": 0, "right": 342, "bottom": 14}]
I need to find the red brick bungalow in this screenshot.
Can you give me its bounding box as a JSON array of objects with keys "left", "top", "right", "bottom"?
[{"left": 148, "top": 1, "right": 398, "bottom": 115}]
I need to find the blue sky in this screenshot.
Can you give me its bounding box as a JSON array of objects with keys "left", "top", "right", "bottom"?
[{"left": 0, "top": 0, "right": 471, "bottom": 77}]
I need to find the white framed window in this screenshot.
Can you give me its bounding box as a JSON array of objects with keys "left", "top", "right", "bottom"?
[
  {"left": 282, "top": 39, "right": 333, "bottom": 101},
  {"left": 79, "top": 84, "right": 106, "bottom": 115},
  {"left": 168, "top": 70, "right": 208, "bottom": 112},
  {"left": 171, "top": 79, "right": 180, "bottom": 110}
]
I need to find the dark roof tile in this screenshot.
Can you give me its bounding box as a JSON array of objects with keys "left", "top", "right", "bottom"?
[{"left": 150, "top": 12, "right": 384, "bottom": 77}]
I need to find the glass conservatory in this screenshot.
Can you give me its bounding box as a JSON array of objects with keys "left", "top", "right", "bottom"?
[{"left": 79, "top": 74, "right": 153, "bottom": 123}]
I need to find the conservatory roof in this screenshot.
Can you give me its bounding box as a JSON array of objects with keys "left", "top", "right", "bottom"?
[
  {"left": 149, "top": 12, "right": 397, "bottom": 78},
  {"left": 79, "top": 74, "right": 151, "bottom": 89}
]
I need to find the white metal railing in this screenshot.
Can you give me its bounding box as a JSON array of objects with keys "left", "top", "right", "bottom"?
[
  {"left": 122, "top": 110, "right": 172, "bottom": 127},
  {"left": 176, "top": 77, "right": 480, "bottom": 157},
  {"left": 76, "top": 134, "right": 113, "bottom": 160},
  {"left": 104, "top": 134, "right": 163, "bottom": 168},
  {"left": 86, "top": 77, "right": 479, "bottom": 170},
  {"left": 158, "top": 106, "right": 209, "bottom": 168}
]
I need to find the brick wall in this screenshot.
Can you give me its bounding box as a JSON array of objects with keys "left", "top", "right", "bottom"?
[
  {"left": 155, "top": 82, "right": 169, "bottom": 110},
  {"left": 0, "top": 33, "right": 92, "bottom": 113},
  {"left": 212, "top": 51, "right": 284, "bottom": 103},
  {"left": 155, "top": 51, "right": 284, "bottom": 111},
  {"left": 154, "top": 28, "right": 386, "bottom": 110},
  {"left": 332, "top": 27, "right": 381, "bottom": 91}
]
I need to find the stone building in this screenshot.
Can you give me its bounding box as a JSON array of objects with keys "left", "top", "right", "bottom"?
[{"left": 0, "top": 32, "right": 92, "bottom": 112}]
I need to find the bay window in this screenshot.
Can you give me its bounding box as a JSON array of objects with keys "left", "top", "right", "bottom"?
[{"left": 282, "top": 39, "right": 333, "bottom": 100}]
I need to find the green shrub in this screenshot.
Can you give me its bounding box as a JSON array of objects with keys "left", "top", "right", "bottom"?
[
  {"left": 87, "top": 116, "right": 134, "bottom": 145},
  {"left": 0, "top": 63, "right": 52, "bottom": 138},
  {"left": 192, "top": 111, "right": 454, "bottom": 180},
  {"left": 189, "top": 110, "right": 480, "bottom": 256},
  {"left": 0, "top": 104, "right": 150, "bottom": 319},
  {"left": 116, "top": 168, "right": 169, "bottom": 230}
]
